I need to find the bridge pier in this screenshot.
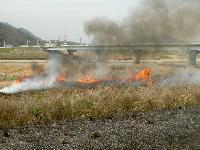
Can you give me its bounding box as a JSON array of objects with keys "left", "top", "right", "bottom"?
[
  {"left": 189, "top": 50, "right": 199, "bottom": 66},
  {"left": 67, "top": 50, "right": 77, "bottom": 56},
  {"left": 134, "top": 50, "right": 141, "bottom": 64},
  {"left": 95, "top": 50, "right": 102, "bottom": 61}
]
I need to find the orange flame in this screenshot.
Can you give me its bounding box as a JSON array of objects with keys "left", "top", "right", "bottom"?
[
  {"left": 128, "top": 68, "right": 152, "bottom": 82},
  {"left": 78, "top": 75, "right": 100, "bottom": 84},
  {"left": 57, "top": 74, "right": 66, "bottom": 82},
  {"left": 11, "top": 68, "right": 153, "bottom": 87},
  {"left": 13, "top": 78, "right": 26, "bottom": 85}
]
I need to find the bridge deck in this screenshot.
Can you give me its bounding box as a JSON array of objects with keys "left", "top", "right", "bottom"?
[{"left": 43, "top": 43, "right": 200, "bottom": 51}]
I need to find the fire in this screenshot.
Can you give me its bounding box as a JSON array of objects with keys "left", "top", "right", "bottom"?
[
  {"left": 78, "top": 68, "right": 153, "bottom": 84},
  {"left": 57, "top": 74, "right": 66, "bottom": 82},
  {"left": 128, "top": 68, "right": 152, "bottom": 82},
  {"left": 14, "top": 79, "right": 22, "bottom": 85},
  {"left": 78, "top": 75, "right": 100, "bottom": 84},
  {"left": 13, "top": 78, "right": 26, "bottom": 85},
  {"left": 8, "top": 68, "right": 153, "bottom": 94}
]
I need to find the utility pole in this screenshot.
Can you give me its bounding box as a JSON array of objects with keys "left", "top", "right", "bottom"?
[
  {"left": 80, "top": 37, "right": 82, "bottom": 45},
  {"left": 64, "top": 33, "right": 67, "bottom": 43},
  {"left": 3, "top": 41, "right": 6, "bottom": 48},
  {"left": 26, "top": 39, "right": 29, "bottom": 47},
  {"left": 87, "top": 35, "right": 90, "bottom": 45}
]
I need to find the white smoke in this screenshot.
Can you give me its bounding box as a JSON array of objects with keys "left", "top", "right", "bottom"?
[
  {"left": 0, "top": 53, "right": 63, "bottom": 94},
  {"left": 93, "top": 62, "right": 109, "bottom": 79},
  {"left": 160, "top": 70, "right": 200, "bottom": 86}
]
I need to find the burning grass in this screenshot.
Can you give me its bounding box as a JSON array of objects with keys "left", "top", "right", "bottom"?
[
  {"left": 0, "top": 57, "right": 199, "bottom": 128},
  {"left": 0, "top": 85, "right": 200, "bottom": 128}
]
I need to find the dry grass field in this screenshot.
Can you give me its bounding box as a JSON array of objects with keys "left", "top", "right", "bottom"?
[
  {"left": 0, "top": 63, "right": 44, "bottom": 88},
  {"left": 0, "top": 49, "right": 200, "bottom": 128},
  {"left": 1, "top": 85, "right": 200, "bottom": 128},
  {"left": 0, "top": 55, "right": 199, "bottom": 128}
]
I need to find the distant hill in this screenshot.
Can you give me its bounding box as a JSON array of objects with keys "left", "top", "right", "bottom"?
[{"left": 0, "top": 22, "right": 42, "bottom": 47}]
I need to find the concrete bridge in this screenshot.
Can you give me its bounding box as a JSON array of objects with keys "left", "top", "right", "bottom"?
[{"left": 42, "top": 43, "right": 200, "bottom": 66}]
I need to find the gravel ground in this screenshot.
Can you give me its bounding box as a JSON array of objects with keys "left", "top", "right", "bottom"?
[{"left": 0, "top": 106, "right": 200, "bottom": 150}]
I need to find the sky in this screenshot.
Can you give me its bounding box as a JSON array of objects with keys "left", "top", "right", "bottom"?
[{"left": 0, "top": 0, "right": 139, "bottom": 43}]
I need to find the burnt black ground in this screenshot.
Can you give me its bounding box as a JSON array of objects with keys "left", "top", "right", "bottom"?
[{"left": 0, "top": 107, "right": 200, "bottom": 150}]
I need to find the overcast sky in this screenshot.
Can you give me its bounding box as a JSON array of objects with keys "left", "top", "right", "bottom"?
[{"left": 0, "top": 0, "right": 139, "bottom": 43}]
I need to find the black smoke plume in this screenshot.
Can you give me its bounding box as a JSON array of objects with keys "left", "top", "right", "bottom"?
[{"left": 84, "top": 0, "right": 200, "bottom": 45}]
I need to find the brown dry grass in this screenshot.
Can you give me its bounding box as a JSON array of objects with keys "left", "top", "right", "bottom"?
[
  {"left": 0, "top": 52, "right": 198, "bottom": 128},
  {"left": 0, "top": 85, "right": 200, "bottom": 128},
  {"left": 0, "top": 62, "right": 47, "bottom": 87},
  {"left": 0, "top": 61, "right": 174, "bottom": 86}
]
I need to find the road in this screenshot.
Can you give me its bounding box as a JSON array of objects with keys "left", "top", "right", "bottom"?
[
  {"left": 0, "top": 59, "right": 189, "bottom": 64},
  {"left": 0, "top": 60, "right": 46, "bottom": 63}
]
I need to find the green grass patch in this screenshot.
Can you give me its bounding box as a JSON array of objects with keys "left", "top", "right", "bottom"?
[
  {"left": 0, "top": 48, "right": 47, "bottom": 60},
  {"left": 2, "top": 76, "right": 17, "bottom": 81},
  {"left": 0, "top": 48, "right": 14, "bottom": 54}
]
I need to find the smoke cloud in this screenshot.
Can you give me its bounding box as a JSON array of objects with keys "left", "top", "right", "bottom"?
[
  {"left": 84, "top": 0, "right": 200, "bottom": 45},
  {"left": 0, "top": 51, "right": 111, "bottom": 93},
  {"left": 0, "top": 52, "right": 65, "bottom": 94}
]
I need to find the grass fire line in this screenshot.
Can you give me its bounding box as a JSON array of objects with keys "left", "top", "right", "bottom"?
[{"left": 0, "top": 68, "right": 152, "bottom": 94}]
